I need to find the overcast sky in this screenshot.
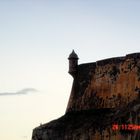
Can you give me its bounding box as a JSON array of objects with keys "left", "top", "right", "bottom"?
[{"left": 0, "top": 0, "right": 140, "bottom": 140}]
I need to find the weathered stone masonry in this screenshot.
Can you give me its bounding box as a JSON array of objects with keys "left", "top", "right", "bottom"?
[{"left": 32, "top": 52, "right": 140, "bottom": 140}]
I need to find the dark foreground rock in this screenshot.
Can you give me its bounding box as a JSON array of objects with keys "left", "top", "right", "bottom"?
[{"left": 32, "top": 99, "right": 140, "bottom": 140}]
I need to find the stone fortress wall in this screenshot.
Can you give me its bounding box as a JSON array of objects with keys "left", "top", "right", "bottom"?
[
  {"left": 67, "top": 52, "right": 140, "bottom": 112},
  {"left": 32, "top": 52, "right": 140, "bottom": 140}
]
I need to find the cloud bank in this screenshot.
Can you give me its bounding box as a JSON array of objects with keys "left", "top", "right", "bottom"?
[{"left": 0, "top": 88, "right": 38, "bottom": 96}]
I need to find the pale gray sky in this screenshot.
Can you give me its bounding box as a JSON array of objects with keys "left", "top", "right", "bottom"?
[{"left": 0, "top": 0, "right": 140, "bottom": 140}]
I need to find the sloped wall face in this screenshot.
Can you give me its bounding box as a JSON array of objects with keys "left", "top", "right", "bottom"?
[
  {"left": 66, "top": 54, "right": 140, "bottom": 112},
  {"left": 32, "top": 100, "right": 140, "bottom": 140}
]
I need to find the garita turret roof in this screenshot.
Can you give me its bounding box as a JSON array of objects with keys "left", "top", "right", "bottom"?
[{"left": 68, "top": 50, "right": 79, "bottom": 59}]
